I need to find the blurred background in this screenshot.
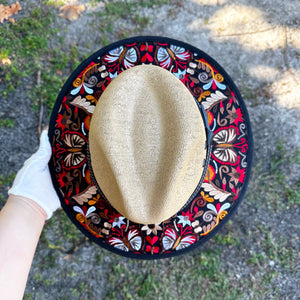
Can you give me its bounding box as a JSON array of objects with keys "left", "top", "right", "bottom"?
[{"left": 0, "top": 0, "right": 299, "bottom": 299}]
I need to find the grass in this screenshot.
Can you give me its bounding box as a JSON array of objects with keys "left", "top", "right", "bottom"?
[
  {"left": 0, "top": 172, "right": 16, "bottom": 205},
  {"left": 0, "top": 118, "right": 15, "bottom": 128},
  {"left": 0, "top": 6, "right": 81, "bottom": 111},
  {"left": 40, "top": 209, "right": 86, "bottom": 254},
  {"left": 104, "top": 247, "right": 241, "bottom": 299},
  {"left": 96, "top": 0, "right": 170, "bottom": 45},
  {"left": 0, "top": 173, "right": 16, "bottom": 186},
  {"left": 214, "top": 232, "right": 241, "bottom": 246},
  {"left": 248, "top": 141, "right": 300, "bottom": 211},
  {"left": 1, "top": 0, "right": 171, "bottom": 109}
]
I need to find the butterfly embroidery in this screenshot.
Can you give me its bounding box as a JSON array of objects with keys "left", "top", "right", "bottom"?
[
  {"left": 63, "top": 133, "right": 86, "bottom": 168},
  {"left": 104, "top": 46, "right": 137, "bottom": 70},
  {"left": 212, "top": 127, "right": 238, "bottom": 164},
  {"left": 108, "top": 229, "right": 142, "bottom": 252},
  {"left": 157, "top": 45, "right": 190, "bottom": 69},
  {"left": 162, "top": 228, "right": 196, "bottom": 251}
]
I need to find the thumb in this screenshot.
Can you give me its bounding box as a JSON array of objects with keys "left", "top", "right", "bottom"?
[
  {"left": 35, "top": 130, "right": 52, "bottom": 161},
  {"left": 23, "top": 131, "right": 51, "bottom": 167}
]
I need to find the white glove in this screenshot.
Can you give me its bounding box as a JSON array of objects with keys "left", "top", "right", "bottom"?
[{"left": 8, "top": 130, "right": 61, "bottom": 219}]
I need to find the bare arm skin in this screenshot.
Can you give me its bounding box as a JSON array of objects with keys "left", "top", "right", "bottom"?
[{"left": 0, "top": 195, "right": 46, "bottom": 299}]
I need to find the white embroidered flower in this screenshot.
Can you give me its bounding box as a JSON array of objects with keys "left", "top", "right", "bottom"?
[
  {"left": 141, "top": 224, "right": 162, "bottom": 235},
  {"left": 112, "top": 216, "right": 126, "bottom": 228},
  {"left": 177, "top": 214, "right": 192, "bottom": 227}
]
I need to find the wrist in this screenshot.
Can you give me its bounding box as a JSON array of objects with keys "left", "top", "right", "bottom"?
[{"left": 7, "top": 195, "right": 47, "bottom": 222}]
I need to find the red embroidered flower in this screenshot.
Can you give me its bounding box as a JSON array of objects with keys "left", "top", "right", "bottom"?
[
  {"left": 109, "top": 212, "right": 125, "bottom": 228},
  {"left": 56, "top": 112, "right": 72, "bottom": 131},
  {"left": 177, "top": 210, "right": 194, "bottom": 227},
  {"left": 228, "top": 165, "right": 246, "bottom": 185},
  {"left": 226, "top": 107, "right": 243, "bottom": 126}
]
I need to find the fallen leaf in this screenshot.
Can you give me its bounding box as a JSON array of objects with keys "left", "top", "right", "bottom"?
[
  {"left": 59, "top": 4, "right": 85, "bottom": 22},
  {"left": 63, "top": 254, "right": 73, "bottom": 260},
  {"left": 0, "top": 1, "right": 21, "bottom": 24},
  {"left": 1, "top": 58, "right": 12, "bottom": 65}
]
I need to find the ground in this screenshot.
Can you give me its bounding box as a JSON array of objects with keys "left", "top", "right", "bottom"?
[{"left": 0, "top": 0, "right": 299, "bottom": 299}]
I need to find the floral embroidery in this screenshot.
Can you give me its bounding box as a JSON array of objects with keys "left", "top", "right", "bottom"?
[
  {"left": 109, "top": 212, "right": 126, "bottom": 228},
  {"left": 49, "top": 38, "right": 251, "bottom": 257},
  {"left": 177, "top": 211, "right": 194, "bottom": 227},
  {"left": 141, "top": 224, "right": 162, "bottom": 235},
  {"left": 71, "top": 63, "right": 101, "bottom": 95}
]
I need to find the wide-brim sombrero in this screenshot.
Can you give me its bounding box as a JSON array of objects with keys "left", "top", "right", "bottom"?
[{"left": 49, "top": 36, "right": 253, "bottom": 259}]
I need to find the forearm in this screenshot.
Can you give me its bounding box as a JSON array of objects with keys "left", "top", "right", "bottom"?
[{"left": 0, "top": 195, "right": 46, "bottom": 300}]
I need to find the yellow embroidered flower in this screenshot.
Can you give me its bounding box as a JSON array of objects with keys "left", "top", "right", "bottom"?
[
  {"left": 88, "top": 194, "right": 100, "bottom": 205},
  {"left": 201, "top": 191, "right": 214, "bottom": 203}
]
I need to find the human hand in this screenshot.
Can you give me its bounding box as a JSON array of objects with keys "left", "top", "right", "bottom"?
[{"left": 8, "top": 130, "right": 60, "bottom": 219}]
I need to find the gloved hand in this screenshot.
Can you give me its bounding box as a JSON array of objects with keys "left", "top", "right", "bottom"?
[{"left": 8, "top": 130, "right": 61, "bottom": 219}]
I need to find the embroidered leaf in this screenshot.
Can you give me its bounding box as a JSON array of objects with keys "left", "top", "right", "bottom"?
[
  {"left": 202, "top": 182, "right": 231, "bottom": 202},
  {"left": 198, "top": 61, "right": 211, "bottom": 74},
  {"left": 73, "top": 206, "right": 83, "bottom": 214},
  {"left": 0, "top": 1, "right": 21, "bottom": 24},
  {"left": 86, "top": 95, "right": 98, "bottom": 104},
  {"left": 86, "top": 206, "right": 96, "bottom": 217},
  {"left": 58, "top": 4, "right": 85, "bottom": 21},
  {"left": 207, "top": 203, "right": 217, "bottom": 214},
  {"left": 73, "top": 186, "right": 98, "bottom": 205},
  {"left": 194, "top": 210, "right": 204, "bottom": 219},
  {"left": 201, "top": 91, "right": 227, "bottom": 110},
  {"left": 70, "top": 96, "right": 95, "bottom": 114}
]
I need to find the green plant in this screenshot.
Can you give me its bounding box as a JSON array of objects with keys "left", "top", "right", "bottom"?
[
  {"left": 0, "top": 118, "right": 15, "bottom": 128},
  {"left": 249, "top": 252, "right": 265, "bottom": 265},
  {"left": 96, "top": 0, "right": 169, "bottom": 45},
  {"left": 248, "top": 141, "right": 300, "bottom": 211},
  {"left": 0, "top": 173, "right": 16, "bottom": 186},
  {"left": 214, "top": 233, "right": 241, "bottom": 246}
]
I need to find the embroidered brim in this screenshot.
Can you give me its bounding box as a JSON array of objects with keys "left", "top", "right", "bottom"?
[{"left": 49, "top": 36, "right": 253, "bottom": 259}]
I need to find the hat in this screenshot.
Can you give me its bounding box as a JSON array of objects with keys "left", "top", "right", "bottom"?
[{"left": 49, "top": 36, "right": 253, "bottom": 259}]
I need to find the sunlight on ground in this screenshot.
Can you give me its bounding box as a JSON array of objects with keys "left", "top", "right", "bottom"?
[
  {"left": 191, "top": 3, "right": 300, "bottom": 109},
  {"left": 271, "top": 70, "right": 300, "bottom": 109},
  {"left": 42, "top": 0, "right": 300, "bottom": 109},
  {"left": 190, "top": 0, "right": 227, "bottom": 5},
  {"left": 207, "top": 4, "right": 287, "bottom": 51},
  {"left": 248, "top": 65, "right": 280, "bottom": 83}
]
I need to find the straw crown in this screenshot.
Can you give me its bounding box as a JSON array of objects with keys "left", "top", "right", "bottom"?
[{"left": 89, "top": 65, "right": 207, "bottom": 224}]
